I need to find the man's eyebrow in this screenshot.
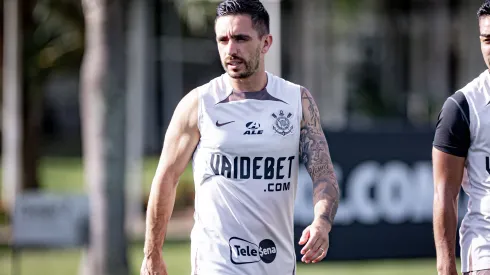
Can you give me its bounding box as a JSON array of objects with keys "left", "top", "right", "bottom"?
[
  {"left": 217, "top": 34, "right": 252, "bottom": 40},
  {"left": 231, "top": 34, "right": 251, "bottom": 38},
  {"left": 480, "top": 33, "right": 490, "bottom": 38}
]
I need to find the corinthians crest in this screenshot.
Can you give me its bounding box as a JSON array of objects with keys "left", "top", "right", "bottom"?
[{"left": 272, "top": 110, "right": 293, "bottom": 136}]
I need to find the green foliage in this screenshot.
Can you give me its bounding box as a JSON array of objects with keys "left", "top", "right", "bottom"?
[
  {"left": 0, "top": 203, "right": 7, "bottom": 225},
  {"left": 27, "top": 0, "right": 84, "bottom": 78},
  {"left": 171, "top": 0, "right": 225, "bottom": 35}
]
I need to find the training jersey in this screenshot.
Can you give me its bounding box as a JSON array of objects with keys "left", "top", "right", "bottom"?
[
  {"left": 433, "top": 69, "right": 490, "bottom": 273},
  {"left": 189, "top": 71, "right": 302, "bottom": 275}
]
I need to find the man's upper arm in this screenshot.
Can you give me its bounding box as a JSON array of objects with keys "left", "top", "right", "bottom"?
[
  {"left": 299, "top": 86, "right": 338, "bottom": 199},
  {"left": 154, "top": 89, "right": 200, "bottom": 183},
  {"left": 432, "top": 92, "right": 471, "bottom": 197}
]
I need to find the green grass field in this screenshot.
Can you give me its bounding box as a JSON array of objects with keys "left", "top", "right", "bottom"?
[
  {"left": 0, "top": 241, "right": 452, "bottom": 275},
  {"left": 0, "top": 157, "right": 195, "bottom": 214},
  {"left": 0, "top": 157, "right": 461, "bottom": 274},
  {"left": 34, "top": 156, "right": 183, "bottom": 194}
]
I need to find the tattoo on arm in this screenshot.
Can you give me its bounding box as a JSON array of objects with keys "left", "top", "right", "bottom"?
[{"left": 299, "top": 87, "right": 340, "bottom": 225}]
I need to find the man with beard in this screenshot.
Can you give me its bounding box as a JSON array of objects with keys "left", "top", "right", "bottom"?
[
  {"left": 140, "top": 1, "right": 339, "bottom": 274},
  {"left": 433, "top": 1, "right": 490, "bottom": 275}
]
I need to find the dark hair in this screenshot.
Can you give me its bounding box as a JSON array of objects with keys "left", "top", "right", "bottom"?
[
  {"left": 216, "top": 0, "right": 270, "bottom": 37},
  {"left": 478, "top": 0, "right": 490, "bottom": 18}
]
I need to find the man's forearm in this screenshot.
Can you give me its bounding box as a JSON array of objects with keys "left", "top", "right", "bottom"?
[
  {"left": 313, "top": 179, "right": 339, "bottom": 227},
  {"left": 433, "top": 193, "right": 458, "bottom": 275},
  {"left": 143, "top": 179, "right": 178, "bottom": 258},
  {"left": 299, "top": 86, "right": 340, "bottom": 227}
]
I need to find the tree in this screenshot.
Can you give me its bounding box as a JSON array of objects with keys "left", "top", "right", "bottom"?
[
  {"left": 3, "top": 0, "right": 84, "bottom": 193},
  {"left": 79, "top": 0, "right": 129, "bottom": 274},
  {"left": 24, "top": 0, "right": 84, "bottom": 189}
]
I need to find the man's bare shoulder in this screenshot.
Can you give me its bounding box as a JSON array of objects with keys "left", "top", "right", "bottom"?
[
  {"left": 181, "top": 74, "right": 224, "bottom": 112},
  {"left": 172, "top": 74, "right": 225, "bottom": 120},
  {"left": 186, "top": 87, "right": 201, "bottom": 101},
  {"left": 176, "top": 89, "right": 199, "bottom": 111},
  {"left": 170, "top": 88, "right": 200, "bottom": 132}
]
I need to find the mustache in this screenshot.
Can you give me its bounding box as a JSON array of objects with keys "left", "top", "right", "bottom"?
[{"left": 225, "top": 55, "right": 244, "bottom": 63}]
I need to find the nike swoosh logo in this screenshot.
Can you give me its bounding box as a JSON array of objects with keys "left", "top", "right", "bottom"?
[{"left": 216, "top": 120, "right": 235, "bottom": 127}]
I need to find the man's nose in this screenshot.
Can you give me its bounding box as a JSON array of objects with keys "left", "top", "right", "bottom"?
[{"left": 226, "top": 40, "right": 238, "bottom": 56}]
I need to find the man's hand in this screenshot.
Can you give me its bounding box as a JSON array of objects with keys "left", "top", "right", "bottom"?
[
  {"left": 436, "top": 264, "right": 458, "bottom": 275},
  {"left": 140, "top": 255, "right": 167, "bottom": 275},
  {"left": 298, "top": 218, "right": 331, "bottom": 264}
]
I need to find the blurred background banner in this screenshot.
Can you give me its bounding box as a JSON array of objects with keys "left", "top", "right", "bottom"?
[
  {"left": 0, "top": 0, "right": 486, "bottom": 274},
  {"left": 12, "top": 192, "right": 88, "bottom": 248},
  {"left": 294, "top": 129, "right": 468, "bottom": 261}
]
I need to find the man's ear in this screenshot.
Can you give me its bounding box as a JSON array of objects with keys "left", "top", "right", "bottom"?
[{"left": 262, "top": 34, "right": 273, "bottom": 54}]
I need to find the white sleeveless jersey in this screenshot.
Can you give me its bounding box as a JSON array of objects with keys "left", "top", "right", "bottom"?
[
  {"left": 454, "top": 70, "right": 490, "bottom": 273},
  {"left": 190, "top": 72, "right": 302, "bottom": 275}
]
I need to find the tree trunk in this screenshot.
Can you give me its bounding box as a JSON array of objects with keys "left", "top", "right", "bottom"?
[
  {"left": 2, "top": 0, "right": 23, "bottom": 209},
  {"left": 21, "top": 83, "right": 42, "bottom": 190},
  {"left": 20, "top": 0, "right": 41, "bottom": 190},
  {"left": 80, "top": 0, "right": 129, "bottom": 274}
]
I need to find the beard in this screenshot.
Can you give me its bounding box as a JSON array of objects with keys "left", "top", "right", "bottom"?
[{"left": 223, "top": 46, "right": 261, "bottom": 79}]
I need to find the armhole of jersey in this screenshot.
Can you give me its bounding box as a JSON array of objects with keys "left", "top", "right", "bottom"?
[
  {"left": 464, "top": 91, "right": 479, "bottom": 140},
  {"left": 298, "top": 85, "right": 304, "bottom": 124},
  {"left": 452, "top": 91, "right": 472, "bottom": 142},
  {"left": 193, "top": 246, "right": 199, "bottom": 275},
  {"left": 196, "top": 87, "right": 203, "bottom": 133},
  {"left": 453, "top": 91, "right": 471, "bottom": 127}
]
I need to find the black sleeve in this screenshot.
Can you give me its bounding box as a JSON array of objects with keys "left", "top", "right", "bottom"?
[{"left": 433, "top": 92, "right": 471, "bottom": 157}]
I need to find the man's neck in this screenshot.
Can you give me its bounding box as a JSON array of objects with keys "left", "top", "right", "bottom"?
[{"left": 229, "top": 71, "right": 268, "bottom": 92}]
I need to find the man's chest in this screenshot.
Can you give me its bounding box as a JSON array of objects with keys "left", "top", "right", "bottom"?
[{"left": 201, "top": 102, "right": 301, "bottom": 154}]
